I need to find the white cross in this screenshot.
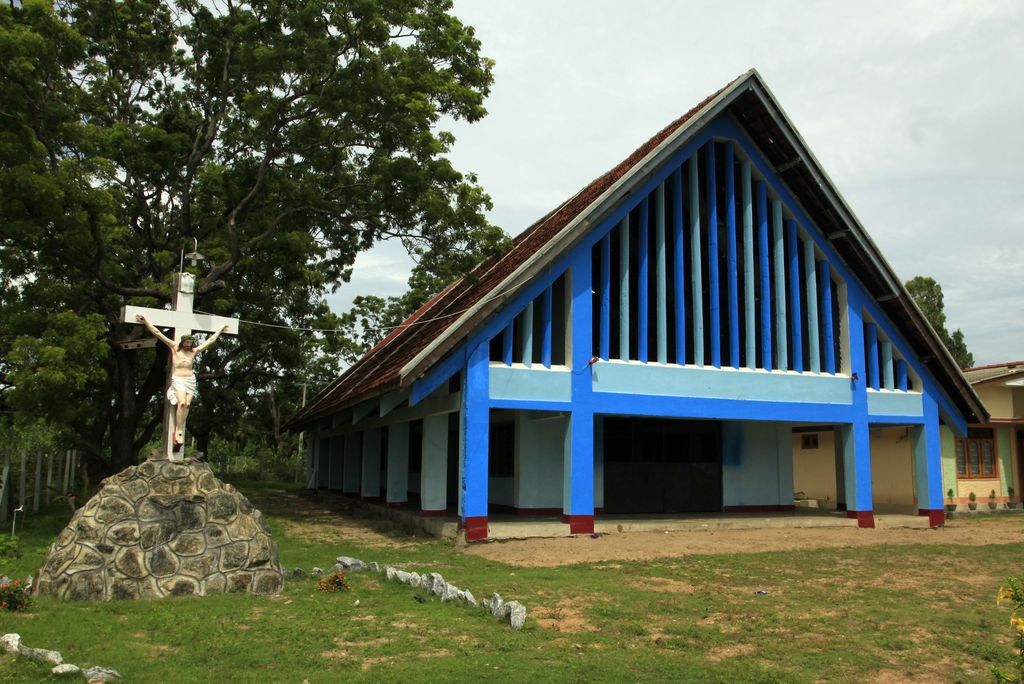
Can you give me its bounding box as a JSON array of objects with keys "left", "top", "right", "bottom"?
[{"left": 121, "top": 273, "right": 240, "bottom": 460}]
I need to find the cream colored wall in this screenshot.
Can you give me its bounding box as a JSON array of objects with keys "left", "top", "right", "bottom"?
[
  {"left": 869, "top": 426, "right": 916, "bottom": 509},
  {"left": 1013, "top": 387, "right": 1024, "bottom": 420},
  {"left": 976, "top": 384, "right": 1014, "bottom": 419},
  {"left": 791, "top": 431, "right": 837, "bottom": 508}
]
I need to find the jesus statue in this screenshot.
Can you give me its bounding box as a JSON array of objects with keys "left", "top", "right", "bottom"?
[{"left": 137, "top": 315, "right": 229, "bottom": 447}]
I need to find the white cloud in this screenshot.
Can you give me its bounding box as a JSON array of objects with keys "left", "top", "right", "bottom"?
[{"left": 335, "top": 0, "right": 1024, "bottom": 365}]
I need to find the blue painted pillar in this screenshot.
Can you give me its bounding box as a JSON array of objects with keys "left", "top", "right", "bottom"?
[
  {"left": 819, "top": 261, "right": 835, "bottom": 374},
  {"left": 672, "top": 168, "right": 686, "bottom": 364},
  {"left": 787, "top": 220, "right": 803, "bottom": 373},
  {"left": 742, "top": 160, "right": 755, "bottom": 369},
  {"left": 725, "top": 143, "right": 739, "bottom": 368},
  {"left": 842, "top": 294, "right": 874, "bottom": 527},
  {"left": 757, "top": 182, "right": 771, "bottom": 370},
  {"left": 567, "top": 248, "right": 595, "bottom": 534},
  {"left": 638, "top": 198, "right": 649, "bottom": 363},
  {"left": 866, "top": 323, "right": 879, "bottom": 390},
  {"left": 772, "top": 200, "right": 788, "bottom": 371},
  {"left": 913, "top": 393, "right": 946, "bottom": 526},
  {"left": 655, "top": 182, "right": 667, "bottom": 364},
  {"left": 460, "top": 341, "right": 490, "bottom": 540},
  {"left": 689, "top": 156, "right": 704, "bottom": 366},
  {"left": 420, "top": 414, "right": 448, "bottom": 514},
  {"left": 619, "top": 216, "right": 630, "bottom": 360},
  {"left": 522, "top": 301, "right": 534, "bottom": 368},
  {"left": 542, "top": 285, "right": 553, "bottom": 368},
  {"left": 881, "top": 340, "right": 894, "bottom": 390},
  {"left": 804, "top": 240, "right": 820, "bottom": 373},
  {"left": 896, "top": 359, "right": 908, "bottom": 391},
  {"left": 706, "top": 142, "right": 720, "bottom": 368},
  {"left": 599, "top": 234, "right": 611, "bottom": 360},
  {"left": 502, "top": 322, "right": 513, "bottom": 366}
]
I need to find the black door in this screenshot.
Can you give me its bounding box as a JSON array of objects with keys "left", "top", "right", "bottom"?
[{"left": 603, "top": 418, "right": 721, "bottom": 513}]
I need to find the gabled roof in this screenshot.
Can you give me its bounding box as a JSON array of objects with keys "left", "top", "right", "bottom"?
[
  {"left": 963, "top": 362, "right": 1024, "bottom": 386},
  {"left": 288, "top": 69, "right": 986, "bottom": 430}
]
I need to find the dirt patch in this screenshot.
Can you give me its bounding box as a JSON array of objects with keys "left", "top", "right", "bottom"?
[
  {"left": 532, "top": 597, "right": 600, "bottom": 633},
  {"left": 706, "top": 643, "right": 756, "bottom": 662},
  {"left": 629, "top": 577, "right": 697, "bottom": 594},
  {"left": 463, "top": 519, "right": 1024, "bottom": 567}
]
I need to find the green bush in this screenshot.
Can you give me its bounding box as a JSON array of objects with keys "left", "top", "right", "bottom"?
[{"left": 0, "top": 578, "right": 30, "bottom": 612}]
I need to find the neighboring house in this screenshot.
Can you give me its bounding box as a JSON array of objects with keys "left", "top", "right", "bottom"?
[
  {"left": 941, "top": 362, "right": 1023, "bottom": 509},
  {"left": 286, "top": 69, "right": 986, "bottom": 541}
]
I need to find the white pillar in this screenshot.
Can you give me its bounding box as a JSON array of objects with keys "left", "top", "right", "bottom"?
[
  {"left": 361, "top": 428, "right": 382, "bottom": 499},
  {"left": 420, "top": 414, "right": 448, "bottom": 513},
  {"left": 386, "top": 423, "right": 410, "bottom": 505}
]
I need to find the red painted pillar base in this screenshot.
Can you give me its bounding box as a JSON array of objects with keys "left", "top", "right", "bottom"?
[
  {"left": 847, "top": 510, "right": 875, "bottom": 528},
  {"left": 918, "top": 509, "right": 945, "bottom": 527},
  {"left": 566, "top": 515, "right": 594, "bottom": 535},
  {"left": 462, "top": 516, "right": 488, "bottom": 541}
]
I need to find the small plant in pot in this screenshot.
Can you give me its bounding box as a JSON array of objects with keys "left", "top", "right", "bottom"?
[
  {"left": 1008, "top": 487, "right": 1018, "bottom": 510},
  {"left": 989, "top": 489, "right": 998, "bottom": 510},
  {"left": 946, "top": 488, "right": 957, "bottom": 513},
  {"left": 968, "top": 492, "right": 977, "bottom": 511}
]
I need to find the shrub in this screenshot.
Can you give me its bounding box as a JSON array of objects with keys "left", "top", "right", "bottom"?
[
  {"left": 0, "top": 536, "right": 19, "bottom": 560},
  {"left": 994, "top": 575, "right": 1024, "bottom": 683},
  {"left": 0, "top": 579, "right": 30, "bottom": 612},
  {"left": 316, "top": 571, "right": 350, "bottom": 593}
]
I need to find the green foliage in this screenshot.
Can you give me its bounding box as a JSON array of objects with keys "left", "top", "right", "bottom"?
[
  {"left": 0, "top": 535, "right": 19, "bottom": 561},
  {"left": 0, "top": 0, "right": 497, "bottom": 474},
  {"left": 994, "top": 576, "right": 1024, "bottom": 683},
  {"left": 0, "top": 577, "right": 29, "bottom": 612},
  {"left": 337, "top": 222, "right": 510, "bottom": 363},
  {"left": 905, "top": 276, "right": 975, "bottom": 369}
]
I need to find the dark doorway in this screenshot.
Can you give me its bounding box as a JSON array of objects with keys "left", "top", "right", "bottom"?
[{"left": 603, "top": 417, "right": 722, "bottom": 513}]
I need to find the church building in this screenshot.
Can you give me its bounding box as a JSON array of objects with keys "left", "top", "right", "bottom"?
[{"left": 287, "top": 70, "right": 986, "bottom": 541}]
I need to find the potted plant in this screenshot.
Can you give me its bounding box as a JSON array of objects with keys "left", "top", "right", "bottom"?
[
  {"left": 968, "top": 492, "right": 977, "bottom": 511},
  {"left": 945, "top": 488, "right": 957, "bottom": 513},
  {"left": 989, "top": 489, "right": 998, "bottom": 510},
  {"left": 1008, "top": 487, "right": 1018, "bottom": 510}
]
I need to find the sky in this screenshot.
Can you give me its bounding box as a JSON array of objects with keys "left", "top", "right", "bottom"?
[{"left": 327, "top": 0, "right": 1024, "bottom": 368}]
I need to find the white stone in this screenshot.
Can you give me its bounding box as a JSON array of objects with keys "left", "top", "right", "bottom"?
[
  {"left": 385, "top": 566, "right": 397, "bottom": 581},
  {"left": 506, "top": 601, "right": 527, "bottom": 630},
  {"left": 489, "top": 592, "right": 503, "bottom": 616},
  {"left": 19, "top": 646, "right": 63, "bottom": 665},
  {"left": 367, "top": 561, "right": 381, "bottom": 573},
  {"left": 427, "top": 573, "right": 446, "bottom": 596},
  {"left": 0, "top": 634, "right": 20, "bottom": 654},
  {"left": 463, "top": 590, "right": 478, "bottom": 608},
  {"left": 52, "top": 663, "right": 81, "bottom": 676},
  {"left": 441, "top": 583, "right": 458, "bottom": 602},
  {"left": 82, "top": 666, "right": 121, "bottom": 680}
]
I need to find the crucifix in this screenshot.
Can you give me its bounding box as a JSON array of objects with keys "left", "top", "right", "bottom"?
[{"left": 121, "top": 272, "right": 240, "bottom": 461}]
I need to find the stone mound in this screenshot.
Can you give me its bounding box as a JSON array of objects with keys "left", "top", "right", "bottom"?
[{"left": 35, "top": 459, "right": 283, "bottom": 601}]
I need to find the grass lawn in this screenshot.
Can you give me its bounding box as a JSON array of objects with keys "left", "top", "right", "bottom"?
[{"left": 1, "top": 480, "right": 1022, "bottom": 683}]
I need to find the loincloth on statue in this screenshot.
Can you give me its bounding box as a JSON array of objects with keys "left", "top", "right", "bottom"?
[{"left": 166, "top": 374, "right": 199, "bottom": 405}]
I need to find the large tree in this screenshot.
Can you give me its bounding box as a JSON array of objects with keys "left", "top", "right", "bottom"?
[
  {"left": 0, "top": 0, "right": 497, "bottom": 477},
  {"left": 905, "top": 276, "right": 974, "bottom": 370}
]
